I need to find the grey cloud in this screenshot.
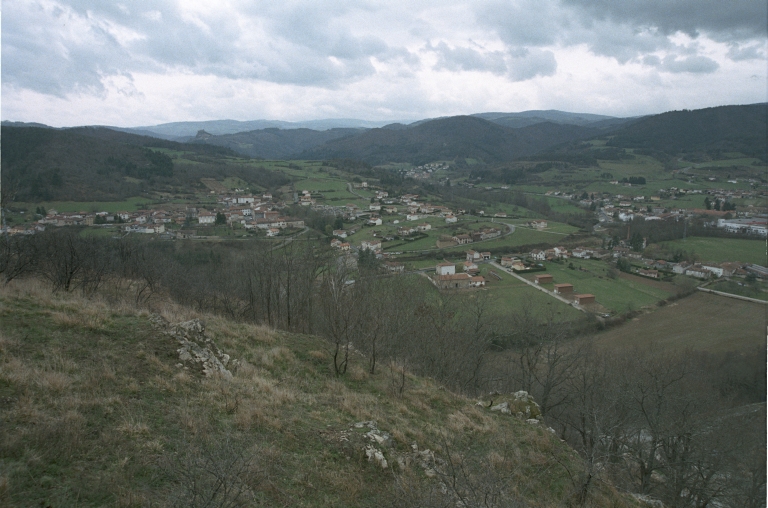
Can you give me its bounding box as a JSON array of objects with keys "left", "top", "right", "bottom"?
[
  {"left": 507, "top": 48, "right": 557, "bottom": 81},
  {"left": 727, "top": 42, "right": 767, "bottom": 61},
  {"left": 659, "top": 55, "right": 719, "bottom": 73},
  {"left": 475, "top": 0, "right": 764, "bottom": 70},
  {"left": 428, "top": 41, "right": 556, "bottom": 81},
  {"left": 430, "top": 42, "right": 507, "bottom": 74},
  {"left": 2, "top": 0, "right": 416, "bottom": 97},
  {"left": 475, "top": 0, "right": 560, "bottom": 47},
  {"left": 1, "top": 1, "right": 136, "bottom": 97},
  {"left": 561, "top": 0, "right": 767, "bottom": 40},
  {"left": 642, "top": 53, "right": 719, "bottom": 73}
]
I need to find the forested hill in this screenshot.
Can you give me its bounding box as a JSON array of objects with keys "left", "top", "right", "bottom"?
[
  {"left": 0, "top": 126, "right": 237, "bottom": 202},
  {"left": 606, "top": 103, "right": 768, "bottom": 159},
  {"left": 298, "top": 116, "right": 599, "bottom": 165},
  {"left": 189, "top": 126, "right": 363, "bottom": 159}
]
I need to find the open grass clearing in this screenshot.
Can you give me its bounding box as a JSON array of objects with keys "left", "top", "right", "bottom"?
[
  {"left": 18, "top": 197, "right": 152, "bottom": 214},
  {"left": 659, "top": 236, "right": 766, "bottom": 265},
  {"left": 588, "top": 292, "right": 766, "bottom": 353},
  {"left": 521, "top": 258, "right": 676, "bottom": 313}
]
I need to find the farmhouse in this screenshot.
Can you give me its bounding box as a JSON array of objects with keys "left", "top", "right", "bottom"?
[
  {"left": 333, "top": 229, "right": 347, "bottom": 238},
  {"left": 535, "top": 274, "right": 554, "bottom": 284},
  {"left": 470, "top": 276, "right": 486, "bottom": 287},
  {"left": 500, "top": 256, "right": 517, "bottom": 267},
  {"left": 435, "top": 273, "right": 472, "bottom": 289},
  {"left": 452, "top": 234, "right": 473, "bottom": 245},
  {"left": 553, "top": 283, "right": 574, "bottom": 294},
  {"left": 445, "top": 215, "right": 458, "bottom": 223},
  {"left": 361, "top": 239, "right": 382, "bottom": 252},
  {"left": 638, "top": 269, "right": 659, "bottom": 278},
  {"left": 685, "top": 265, "right": 711, "bottom": 279},
  {"left": 530, "top": 220, "right": 547, "bottom": 229},
  {"left": 417, "top": 223, "right": 432, "bottom": 232},
  {"left": 463, "top": 261, "right": 479, "bottom": 274},
  {"left": 466, "top": 250, "right": 481, "bottom": 262},
  {"left": 436, "top": 262, "right": 455, "bottom": 276},
  {"left": 530, "top": 250, "right": 546, "bottom": 261},
  {"left": 198, "top": 212, "right": 216, "bottom": 224}
]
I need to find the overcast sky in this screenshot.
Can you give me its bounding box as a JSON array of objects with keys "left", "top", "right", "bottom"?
[{"left": 2, "top": 0, "right": 767, "bottom": 127}]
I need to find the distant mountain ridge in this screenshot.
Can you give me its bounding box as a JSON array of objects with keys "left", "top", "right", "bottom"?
[{"left": 297, "top": 116, "right": 600, "bottom": 164}]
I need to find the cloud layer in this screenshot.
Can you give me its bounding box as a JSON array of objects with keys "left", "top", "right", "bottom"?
[{"left": 2, "top": 0, "right": 766, "bottom": 126}]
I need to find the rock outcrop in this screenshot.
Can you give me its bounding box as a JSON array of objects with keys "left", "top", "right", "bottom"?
[
  {"left": 151, "top": 316, "right": 235, "bottom": 378},
  {"left": 477, "top": 390, "right": 543, "bottom": 422}
]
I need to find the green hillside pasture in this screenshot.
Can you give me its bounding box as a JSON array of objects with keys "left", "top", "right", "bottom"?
[
  {"left": 442, "top": 226, "right": 573, "bottom": 252},
  {"left": 521, "top": 258, "right": 675, "bottom": 313},
  {"left": 475, "top": 266, "right": 583, "bottom": 322},
  {"left": 709, "top": 279, "right": 768, "bottom": 301},
  {"left": 590, "top": 292, "right": 765, "bottom": 353},
  {"left": 596, "top": 155, "right": 667, "bottom": 179},
  {"left": 692, "top": 157, "right": 765, "bottom": 169},
  {"left": 660, "top": 237, "right": 766, "bottom": 265},
  {"left": 20, "top": 197, "right": 152, "bottom": 214}
]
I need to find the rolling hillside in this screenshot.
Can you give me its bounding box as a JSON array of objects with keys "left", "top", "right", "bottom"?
[
  {"left": 299, "top": 116, "right": 599, "bottom": 164},
  {"left": 0, "top": 279, "right": 636, "bottom": 507},
  {"left": 607, "top": 103, "right": 768, "bottom": 159},
  {"left": 190, "top": 126, "right": 362, "bottom": 159}
]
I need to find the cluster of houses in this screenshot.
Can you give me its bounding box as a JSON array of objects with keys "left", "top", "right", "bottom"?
[
  {"left": 532, "top": 274, "right": 596, "bottom": 305},
  {"left": 8, "top": 191, "right": 306, "bottom": 238},
  {"left": 450, "top": 227, "right": 502, "bottom": 245},
  {"left": 398, "top": 162, "right": 450, "bottom": 180},
  {"left": 434, "top": 261, "right": 486, "bottom": 289}
]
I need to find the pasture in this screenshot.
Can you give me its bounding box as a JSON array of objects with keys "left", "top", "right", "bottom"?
[
  {"left": 589, "top": 292, "right": 766, "bottom": 353},
  {"left": 660, "top": 237, "right": 766, "bottom": 265}
]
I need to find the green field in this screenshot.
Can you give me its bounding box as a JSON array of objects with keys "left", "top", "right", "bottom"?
[
  {"left": 16, "top": 197, "right": 154, "bottom": 215},
  {"left": 521, "top": 258, "right": 676, "bottom": 313},
  {"left": 477, "top": 265, "right": 583, "bottom": 321},
  {"left": 708, "top": 279, "right": 768, "bottom": 301},
  {"left": 590, "top": 292, "right": 766, "bottom": 353},
  {"left": 660, "top": 237, "right": 766, "bottom": 265}
]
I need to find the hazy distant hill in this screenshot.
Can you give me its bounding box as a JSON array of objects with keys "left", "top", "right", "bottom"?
[
  {"left": 124, "top": 118, "right": 399, "bottom": 139},
  {"left": 473, "top": 110, "right": 619, "bottom": 127},
  {"left": 299, "top": 116, "right": 599, "bottom": 165},
  {"left": 607, "top": 104, "right": 767, "bottom": 159},
  {"left": 190, "top": 127, "right": 363, "bottom": 159}
]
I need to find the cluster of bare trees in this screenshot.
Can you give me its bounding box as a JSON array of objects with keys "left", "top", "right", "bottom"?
[{"left": 487, "top": 317, "right": 766, "bottom": 508}]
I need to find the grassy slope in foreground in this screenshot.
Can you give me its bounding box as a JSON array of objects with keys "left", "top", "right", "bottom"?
[{"left": 0, "top": 280, "right": 636, "bottom": 507}]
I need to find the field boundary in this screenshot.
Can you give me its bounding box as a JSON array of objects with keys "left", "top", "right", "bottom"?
[{"left": 696, "top": 287, "right": 768, "bottom": 305}]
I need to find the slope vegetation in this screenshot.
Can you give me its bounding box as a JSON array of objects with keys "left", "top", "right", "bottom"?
[
  {"left": 0, "top": 279, "right": 636, "bottom": 507},
  {"left": 300, "top": 116, "right": 598, "bottom": 164},
  {"left": 607, "top": 103, "right": 767, "bottom": 159}
]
